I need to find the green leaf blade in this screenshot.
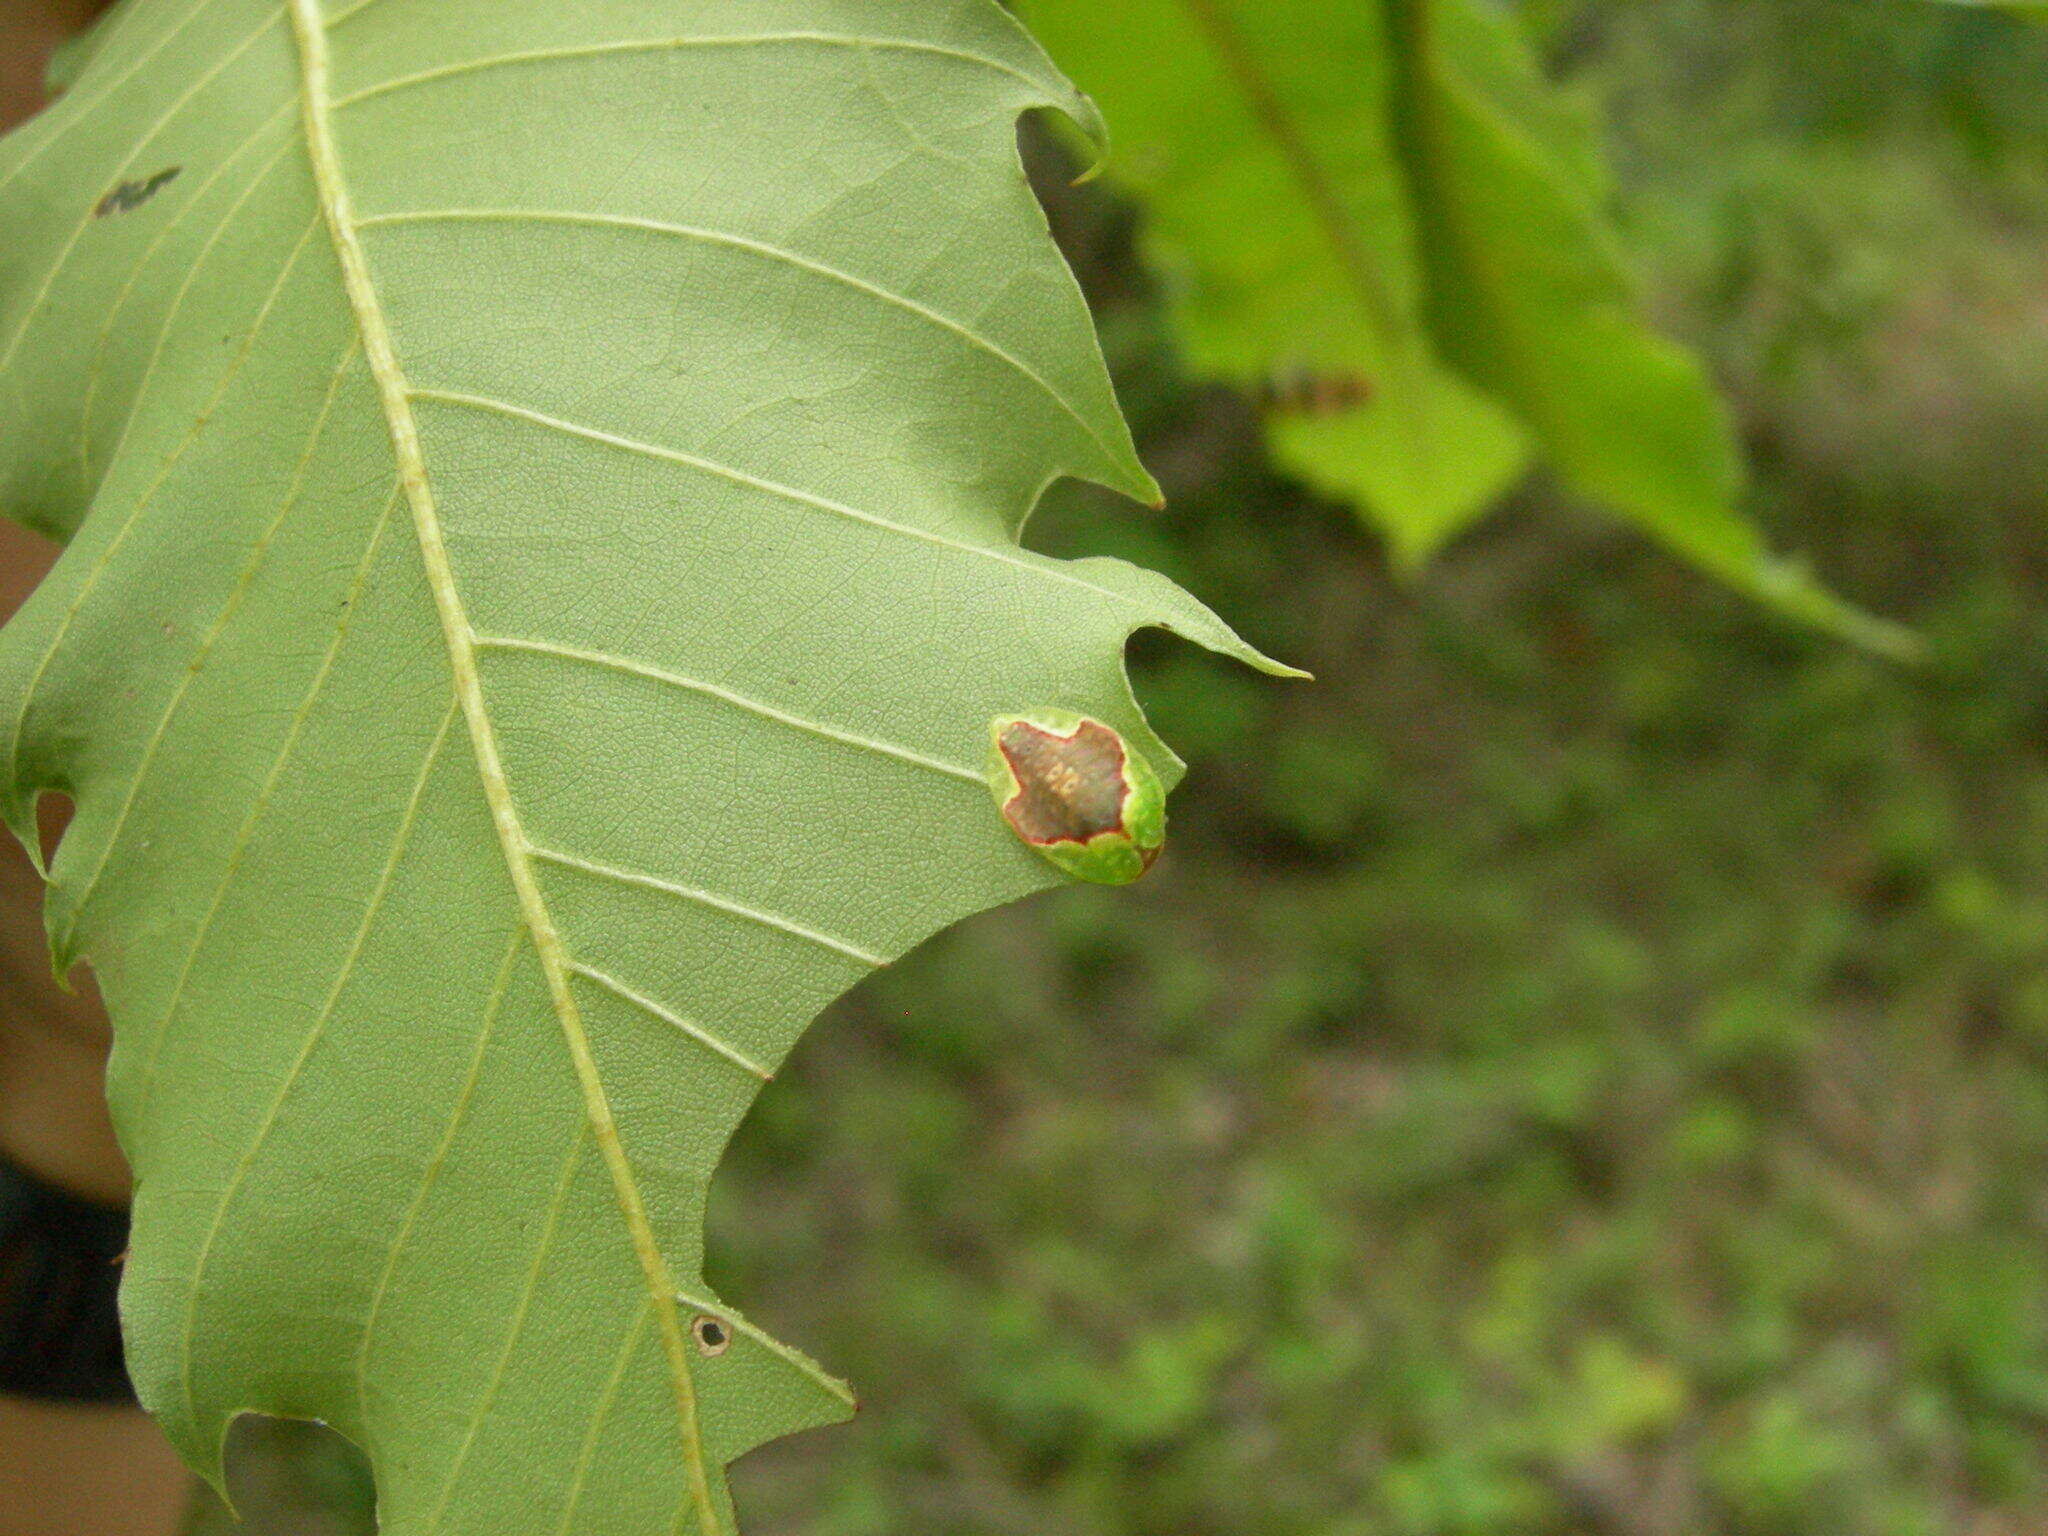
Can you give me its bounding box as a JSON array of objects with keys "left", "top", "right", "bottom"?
[{"left": 0, "top": 1, "right": 1291, "bottom": 1531}]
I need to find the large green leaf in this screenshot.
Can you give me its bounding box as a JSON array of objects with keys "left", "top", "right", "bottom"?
[
  {"left": 0, "top": 2, "right": 1291, "bottom": 1531},
  {"left": 1015, "top": 0, "right": 1913, "bottom": 653}
]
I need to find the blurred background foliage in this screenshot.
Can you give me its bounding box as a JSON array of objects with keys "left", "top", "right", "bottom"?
[
  {"left": 1019, "top": 0, "right": 1912, "bottom": 652},
  {"left": 193, "top": 1, "right": 2048, "bottom": 1532}
]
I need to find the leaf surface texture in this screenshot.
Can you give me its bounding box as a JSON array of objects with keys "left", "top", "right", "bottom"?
[{"left": 0, "top": 2, "right": 1287, "bottom": 1530}]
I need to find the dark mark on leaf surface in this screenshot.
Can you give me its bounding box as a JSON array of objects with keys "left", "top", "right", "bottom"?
[
  {"left": 94, "top": 167, "right": 181, "bottom": 219},
  {"left": 691, "top": 1315, "right": 731, "bottom": 1356}
]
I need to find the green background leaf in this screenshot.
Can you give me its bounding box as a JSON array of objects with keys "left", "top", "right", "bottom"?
[
  {"left": 1015, "top": 0, "right": 1913, "bottom": 653},
  {"left": 0, "top": 1, "right": 1289, "bottom": 1531},
  {"left": 1017, "top": 0, "right": 1531, "bottom": 566}
]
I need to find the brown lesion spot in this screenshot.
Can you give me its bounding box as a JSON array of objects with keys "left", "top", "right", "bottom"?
[{"left": 997, "top": 718, "right": 1130, "bottom": 847}]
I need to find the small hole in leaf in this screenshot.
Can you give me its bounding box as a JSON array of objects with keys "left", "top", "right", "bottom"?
[{"left": 692, "top": 1316, "right": 730, "bottom": 1356}]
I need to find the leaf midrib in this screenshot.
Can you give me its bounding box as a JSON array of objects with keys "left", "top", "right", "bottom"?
[
  {"left": 1165, "top": 0, "right": 1464, "bottom": 504},
  {"left": 1171, "top": 0, "right": 1406, "bottom": 346},
  {"left": 282, "top": 3, "right": 723, "bottom": 1531}
]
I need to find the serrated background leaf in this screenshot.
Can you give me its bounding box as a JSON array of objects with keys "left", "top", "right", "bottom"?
[
  {"left": 0, "top": 1, "right": 1290, "bottom": 1531},
  {"left": 1015, "top": 0, "right": 1913, "bottom": 654}
]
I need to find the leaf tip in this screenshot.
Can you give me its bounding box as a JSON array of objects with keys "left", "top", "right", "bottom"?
[
  {"left": 1066, "top": 90, "right": 1113, "bottom": 170},
  {"left": 1747, "top": 556, "right": 1922, "bottom": 663}
]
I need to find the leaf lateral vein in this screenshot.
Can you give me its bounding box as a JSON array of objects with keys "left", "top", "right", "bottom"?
[
  {"left": 472, "top": 633, "right": 981, "bottom": 785},
  {"left": 526, "top": 842, "right": 886, "bottom": 968},
  {"left": 329, "top": 33, "right": 1050, "bottom": 113},
  {"left": 355, "top": 207, "right": 1110, "bottom": 455},
  {"left": 568, "top": 963, "right": 774, "bottom": 1082},
  {"left": 408, "top": 387, "right": 1148, "bottom": 616}
]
